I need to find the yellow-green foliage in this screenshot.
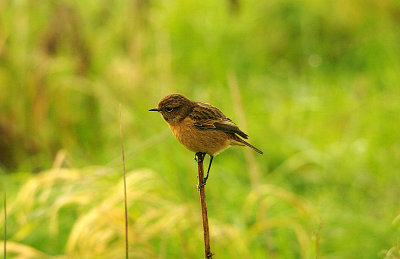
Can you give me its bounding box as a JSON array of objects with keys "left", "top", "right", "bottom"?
[{"left": 1, "top": 165, "right": 313, "bottom": 258}]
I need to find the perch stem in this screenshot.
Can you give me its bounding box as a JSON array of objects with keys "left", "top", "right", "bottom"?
[{"left": 195, "top": 152, "right": 213, "bottom": 259}]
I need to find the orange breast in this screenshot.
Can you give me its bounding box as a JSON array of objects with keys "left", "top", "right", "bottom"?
[{"left": 168, "top": 117, "right": 231, "bottom": 156}]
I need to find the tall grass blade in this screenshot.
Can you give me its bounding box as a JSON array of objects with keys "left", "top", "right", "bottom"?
[
  {"left": 3, "top": 183, "right": 6, "bottom": 259},
  {"left": 119, "top": 104, "right": 129, "bottom": 259},
  {"left": 227, "top": 73, "right": 261, "bottom": 188}
]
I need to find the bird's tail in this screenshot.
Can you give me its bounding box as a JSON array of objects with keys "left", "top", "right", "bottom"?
[{"left": 234, "top": 137, "right": 263, "bottom": 154}]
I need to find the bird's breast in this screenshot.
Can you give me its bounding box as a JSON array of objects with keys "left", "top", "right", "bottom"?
[{"left": 168, "top": 117, "right": 231, "bottom": 156}]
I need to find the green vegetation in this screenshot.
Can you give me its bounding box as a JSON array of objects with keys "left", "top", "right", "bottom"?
[{"left": 1, "top": 0, "right": 400, "bottom": 258}]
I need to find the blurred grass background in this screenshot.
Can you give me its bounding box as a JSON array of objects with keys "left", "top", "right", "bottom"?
[{"left": 1, "top": 0, "right": 400, "bottom": 258}]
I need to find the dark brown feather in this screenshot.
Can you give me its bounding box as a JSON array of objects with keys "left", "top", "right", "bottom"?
[
  {"left": 233, "top": 136, "right": 263, "bottom": 154},
  {"left": 214, "top": 120, "right": 248, "bottom": 139},
  {"left": 190, "top": 102, "right": 249, "bottom": 139}
]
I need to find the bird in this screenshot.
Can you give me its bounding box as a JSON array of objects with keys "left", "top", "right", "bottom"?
[{"left": 149, "top": 93, "right": 263, "bottom": 185}]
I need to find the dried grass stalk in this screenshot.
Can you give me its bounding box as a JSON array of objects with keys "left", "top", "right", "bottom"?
[{"left": 195, "top": 152, "right": 213, "bottom": 259}]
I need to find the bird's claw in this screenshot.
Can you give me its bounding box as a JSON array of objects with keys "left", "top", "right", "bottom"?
[{"left": 194, "top": 152, "right": 206, "bottom": 162}]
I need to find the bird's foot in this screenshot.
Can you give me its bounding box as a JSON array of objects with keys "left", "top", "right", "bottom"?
[{"left": 194, "top": 152, "right": 206, "bottom": 162}]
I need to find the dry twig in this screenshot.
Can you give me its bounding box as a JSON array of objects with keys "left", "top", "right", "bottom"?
[{"left": 195, "top": 152, "right": 213, "bottom": 259}]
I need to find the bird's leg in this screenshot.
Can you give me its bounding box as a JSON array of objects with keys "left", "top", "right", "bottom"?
[
  {"left": 195, "top": 152, "right": 207, "bottom": 190},
  {"left": 197, "top": 155, "right": 214, "bottom": 189},
  {"left": 203, "top": 155, "right": 214, "bottom": 185}
]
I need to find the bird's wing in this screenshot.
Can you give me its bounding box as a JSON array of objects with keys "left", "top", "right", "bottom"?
[{"left": 191, "top": 102, "right": 248, "bottom": 139}]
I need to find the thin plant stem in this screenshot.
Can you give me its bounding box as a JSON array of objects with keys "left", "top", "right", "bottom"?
[
  {"left": 315, "top": 213, "right": 322, "bottom": 259},
  {"left": 196, "top": 152, "right": 213, "bottom": 259},
  {"left": 119, "top": 104, "right": 129, "bottom": 259},
  {"left": 228, "top": 73, "right": 261, "bottom": 189},
  {"left": 3, "top": 183, "right": 6, "bottom": 259}
]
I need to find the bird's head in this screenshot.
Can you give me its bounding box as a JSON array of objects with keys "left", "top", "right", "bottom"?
[{"left": 149, "top": 93, "right": 194, "bottom": 124}]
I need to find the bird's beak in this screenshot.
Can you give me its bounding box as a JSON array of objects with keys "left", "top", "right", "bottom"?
[{"left": 149, "top": 108, "right": 159, "bottom": 112}]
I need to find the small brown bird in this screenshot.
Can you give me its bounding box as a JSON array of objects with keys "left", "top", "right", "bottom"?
[{"left": 149, "top": 93, "right": 263, "bottom": 184}]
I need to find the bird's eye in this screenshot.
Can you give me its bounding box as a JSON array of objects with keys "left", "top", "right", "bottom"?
[{"left": 165, "top": 107, "right": 173, "bottom": 112}]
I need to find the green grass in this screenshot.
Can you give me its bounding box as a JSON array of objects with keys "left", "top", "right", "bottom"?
[{"left": 1, "top": 0, "right": 400, "bottom": 258}]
